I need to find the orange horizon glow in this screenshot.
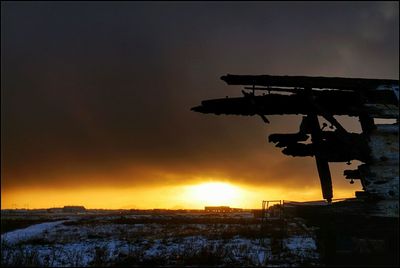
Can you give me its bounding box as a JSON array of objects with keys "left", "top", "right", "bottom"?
[{"left": 1, "top": 180, "right": 358, "bottom": 210}]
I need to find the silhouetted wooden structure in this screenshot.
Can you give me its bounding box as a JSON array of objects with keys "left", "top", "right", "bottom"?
[{"left": 192, "top": 74, "right": 399, "bottom": 218}]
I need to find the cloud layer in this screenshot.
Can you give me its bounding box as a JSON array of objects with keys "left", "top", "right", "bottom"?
[{"left": 2, "top": 2, "right": 398, "bottom": 198}]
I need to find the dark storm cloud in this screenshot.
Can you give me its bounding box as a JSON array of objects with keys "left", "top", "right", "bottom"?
[{"left": 1, "top": 2, "right": 398, "bottom": 189}]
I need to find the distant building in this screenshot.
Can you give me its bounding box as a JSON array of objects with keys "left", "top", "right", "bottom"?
[
  {"left": 47, "top": 207, "right": 63, "bottom": 213},
  {"left": 204, "top": 206, "right": 243, "bottom": 213},
  {"left": 62, "top": 206, "right": 86, "bottom": 213}
]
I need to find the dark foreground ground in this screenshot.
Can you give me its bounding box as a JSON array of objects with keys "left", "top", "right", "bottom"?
[
  {"left": 1, "top": 205, "right": 398, "bottom": 267},
  {"left": 1, "top": 209, "right": 318, "bottom": 267},
  {"left": 285, "top": 200, "right": 399, "bottom": 267}
]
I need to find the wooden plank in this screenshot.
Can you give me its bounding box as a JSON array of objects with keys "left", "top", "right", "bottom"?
[
  {"left": 221, "top": 74, "right": 398, "bottom": 91},
  {"left": 364, "top": 104, "right": 399, "bottom": 119},
  {"left": 368, "top": 124, "right": 399, "bottom": 162},
  {"left": 355, "top": 123, "right": 398, "bottom": 202}
]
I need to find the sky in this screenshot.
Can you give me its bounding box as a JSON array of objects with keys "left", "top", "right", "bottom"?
[{"left": 1, "top": 1, "right": 399, "bottom": 209}]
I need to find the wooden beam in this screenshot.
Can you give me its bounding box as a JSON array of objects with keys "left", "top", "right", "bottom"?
[{"left": 221, "top": 74, "right": 398, "bottom": 91}]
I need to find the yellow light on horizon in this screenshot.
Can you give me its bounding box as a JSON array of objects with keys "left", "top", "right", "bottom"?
[
  {"left": 2, "top": 180, "right": 358, "bottom": 210},
  {"left": 183, "top": 182, "right": 242, "bottom": 207}
]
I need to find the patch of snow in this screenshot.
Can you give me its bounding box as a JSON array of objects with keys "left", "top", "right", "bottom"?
[
  {"left": 284, "top": 236, "right": 317, "bottom": 251},
  {"left": 1, "top": 220, "right": 66, "bottom": 245}
]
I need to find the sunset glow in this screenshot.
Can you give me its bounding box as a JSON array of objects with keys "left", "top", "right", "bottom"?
[
  {"left": 183, "top": 182, "right": 242, "bottom": 207},
  {"left": 1, "top": 181, "right": 359, "bottom": 210},
  {"left": 2, "top": 2, "right": 395, "bottom": 212}
]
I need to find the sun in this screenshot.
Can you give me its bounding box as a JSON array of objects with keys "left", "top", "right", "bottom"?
[{"left": 184, "top": 182, "right": 242, "bottom": 207}]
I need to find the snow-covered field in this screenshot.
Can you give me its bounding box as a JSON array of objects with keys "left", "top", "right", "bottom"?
[
  {"left": 2, "top": 220, "right": 67, "bottom": 245},
  {"left": 1, "top": 212, "right": 319, "bottom": 267}
]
